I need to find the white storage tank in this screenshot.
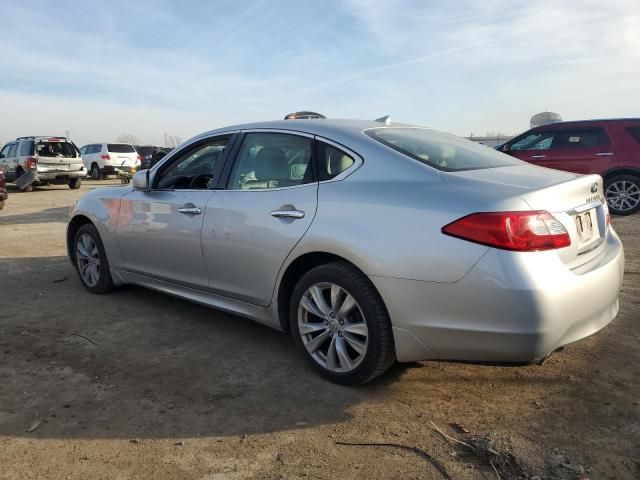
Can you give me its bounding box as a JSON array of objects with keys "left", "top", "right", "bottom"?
[{"left": 530, "top": 111, "right": 562, "bottom": 128}]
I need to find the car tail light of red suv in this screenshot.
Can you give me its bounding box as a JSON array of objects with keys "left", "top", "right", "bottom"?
[{"left": 500, "top": 119, "right": 640, "bottom": 216}]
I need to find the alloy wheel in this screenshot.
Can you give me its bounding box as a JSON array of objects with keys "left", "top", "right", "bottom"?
[
  {"left": 297, "top": 282, "right": 369, "bottom": 373},
  {"left": 76, "top": 233, "right": 101, "bottom": 287},
  {"left": 606, "top": 180, "right": 640, "bottom": 212},
  {"left": 91, "top": 165, "right": 100, "bottom": 179}
]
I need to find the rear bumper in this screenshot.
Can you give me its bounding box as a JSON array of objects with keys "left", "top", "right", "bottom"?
[
  {"left": 35, "top": 169, "right": 87, "bottom": 182},
  {"left": 372, "top": 228, "right": 625, "bottom": 363}
]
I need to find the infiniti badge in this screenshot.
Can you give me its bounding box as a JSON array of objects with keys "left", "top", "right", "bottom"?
[{"left": 590, "top": 182, "right": 598, "bottom": 193}]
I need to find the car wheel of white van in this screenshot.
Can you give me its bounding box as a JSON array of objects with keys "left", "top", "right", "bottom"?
[
  {"left": 74, "top": 224, "right": 114, "bottom": 294},
  {"left": 605, "top": 174, "right": 640, "bottom": 215},
  {"left": 290, "top": 262, "right": 395, "bottom": 385},
  {"left": 90, "top": 163, "right": 102, "bottom": 180},
  {"left": 68, "top": 178, "right": 82, "bottom": 189}
]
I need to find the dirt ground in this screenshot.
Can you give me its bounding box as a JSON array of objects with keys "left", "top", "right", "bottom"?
[{"left": 0, "top": 179, "right": 638, "bottom": 480}]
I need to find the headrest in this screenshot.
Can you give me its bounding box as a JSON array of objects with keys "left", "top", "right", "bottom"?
[
  {"left": 255, "top": 147, "right": 290, "bottom": 181},
  {"left": 328, "top": 150, "right": 353, "bottom": 175}
]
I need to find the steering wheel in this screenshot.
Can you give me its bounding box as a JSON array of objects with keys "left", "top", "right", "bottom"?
[{"left": 189, "top": 173, "right": 213, "bottom": 189}]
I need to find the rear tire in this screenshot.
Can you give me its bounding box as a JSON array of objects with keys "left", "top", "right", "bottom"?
[
  {"left": 73, "top": 223, "right": 114, "bottom": 294},
  {"left": 605, "top": 174, "right": 640, "bottom": 215},
  {"left": 289, "top": 261, "right": 395, "bottom": 385},
  {"left": 0, "top": 199, "right": 4, "bottom": 210},
  {"left": 68, "top": 177, "right": 82, "bottom": 189},
  {"left": 91, "top": 163, "right": 102, "bottom": 180}
]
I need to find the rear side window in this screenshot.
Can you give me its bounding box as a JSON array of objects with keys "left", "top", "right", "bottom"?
[
  {"left": 7, "top": 143, "right": 17, "bottom": 157},
  {"left": 36, "top": 142, "right": 77, "bottom": 158},
  {"left": 552, "top": 129, "right": 609, "bottom": 149},
  {"left": 317, "top": 142, "right": 355, "bottom": 181},
  {"left": 366, "top": 128, "right": 521, "bottom": 172},
  {"left": 228, "top": 133, "right": 314, "bottom": 190},
  {"left": 107, "top": 144, "right": 135, "bottom": 153},
  {"left": 626, "top": 127, "right": 640, "bottom": 143},
  {"left": 18, "top": 141, "right": 35, "bottom": 156}
]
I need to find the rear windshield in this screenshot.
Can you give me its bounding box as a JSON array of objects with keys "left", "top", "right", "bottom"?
[
  {"left": 108, "top": 144, "right": 136, "bottom": 153},
  {"left": 366, "top": 128, "right": 522, "bottom": 172},
  {"left": 36, "top": 141, "right": 77, "bottom": 158}
]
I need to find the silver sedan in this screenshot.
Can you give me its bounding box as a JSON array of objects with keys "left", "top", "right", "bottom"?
[{"left": 67, "top": 118, "right": 625, "bottom": 385}]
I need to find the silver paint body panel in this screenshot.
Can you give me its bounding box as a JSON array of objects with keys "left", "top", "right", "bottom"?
[{"left": 68, "top": 119, "right": 625, "bottom": 363}]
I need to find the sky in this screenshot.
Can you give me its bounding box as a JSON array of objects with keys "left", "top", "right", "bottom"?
[{"left": 0, "top": 0, "right": 639, "bottom": 147}]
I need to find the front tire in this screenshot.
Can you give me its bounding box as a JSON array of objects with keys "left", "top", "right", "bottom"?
[
  {"left": 73, "top": 224, "right": 114, "bottom": 294},
  {"left": 605, "top": 174, "right": 640, "bottom": 215},
  {"left": 68, "top": 177, "right": 82, "bottom": 189},
  {"left": 290, "top": 262, "right": 395, "bottom": 385}
]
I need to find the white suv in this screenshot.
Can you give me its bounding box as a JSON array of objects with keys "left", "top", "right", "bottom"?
[
  {"left": 0, "top": 136, "right": 86, "bottom": 191},
  {"left": 80, "top": 143, "right": 141, "bottom": 179}
]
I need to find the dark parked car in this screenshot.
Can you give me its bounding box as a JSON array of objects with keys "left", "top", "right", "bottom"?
[
  {"left": 498, "top": 118, "right": 640, "bottom": 215},
  {"left": 134, "top": 146, "right": 172, "bottom": 170},
  {"left": 0, "top": 165, "right": 8, "bottom": 209}
]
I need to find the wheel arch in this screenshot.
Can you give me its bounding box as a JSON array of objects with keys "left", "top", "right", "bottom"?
[
  {"left": 67, "top": 214, "right": 94, "bottom": 265},
  {"left": 275, "top": 251, "right": 389, "bottom": 333},
  {"left": 602, "top": 167, "right": 640, "bottom": 182}
]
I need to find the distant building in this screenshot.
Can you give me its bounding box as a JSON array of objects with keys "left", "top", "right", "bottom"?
[{"left": 530, "top": 111, "right": 562, "bottom": 128}]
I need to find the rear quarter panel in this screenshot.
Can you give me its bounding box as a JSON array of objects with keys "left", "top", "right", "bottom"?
[{"left": 285, "top": 147, "right": 531, "bottom": 284}]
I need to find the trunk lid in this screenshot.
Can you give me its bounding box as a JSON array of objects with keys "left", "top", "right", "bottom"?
[
  {"left": 107, "top": 144, "right": 139, "bottom": 168},
  {"left": 441, "top": 164, "right": 609, "bottom": 269}
]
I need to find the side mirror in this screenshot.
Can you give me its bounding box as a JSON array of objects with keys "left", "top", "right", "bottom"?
[
  {"left": 132, "top": 169, "right": 150, "bottom": 191},
  {"left": 500, "top": 144, "right": 510, "bottom": 152}
]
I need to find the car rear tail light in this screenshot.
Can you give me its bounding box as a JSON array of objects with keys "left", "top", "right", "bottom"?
[
  {"left": 603, "top": 202, "right": 611, "bottom": 227},
  {"left": 136, "top": 154, "right": 142, "bottom": 164},
  {"left": 101, "top": 154, "right": 110, "bottom": 160},
  {"left": 26, "top": 157, "right": 38, "bottom": 170},
  {"left": 442, "top": 211, "right": 571, "bottom": 251}
]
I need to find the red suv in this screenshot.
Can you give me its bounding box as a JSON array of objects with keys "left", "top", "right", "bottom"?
[{"left": 499, "top": 119, "right": 640, "bottom": 215}]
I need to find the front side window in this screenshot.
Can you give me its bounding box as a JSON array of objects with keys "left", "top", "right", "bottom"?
[
  {"left": 509, "top": 132, "right": 555, "bottom": 151},
  {"left": 155, "top": 136, "right": 229, "bottom": 190},
  {"left": 18, "top": 141, "right": 35, "bottom": 156},
  {"left": 317, "top": 142, "right": 355, "bottom": 181},
  {"left": 79, "top": 145, "right": 88, "bottom": 155},
  {"left": 228, "top": 133, "right": 313, "bottom": 190},
  {"left": 552, "top": 129, "right": 608, "bottom": 149},
  {"left": 367, "top": 128, "right": 522, "bottom": 172},
  {"left": 0, "top": 145, "right": 10, "bottom": 158}
]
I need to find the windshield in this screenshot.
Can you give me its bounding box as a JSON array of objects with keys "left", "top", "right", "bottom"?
[
  {"left": 366, "top": 128, "right": 522, "bottom": 172},
  {"left": 36, "top": 141, "right": 77, "bottom": 158},
  {"left": 108, "top": 144, "right": 136, "bottom": 153}
]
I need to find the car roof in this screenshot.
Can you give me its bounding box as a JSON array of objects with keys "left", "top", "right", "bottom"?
[
  {"left": 196, "top": 118, "right": 422, "bottom": 140},
  {"left": 535, "top": 118, "right": 640, "bottom": 130},
  {"left": 15, "top": 136, "right": 70, "bottom": 141}
]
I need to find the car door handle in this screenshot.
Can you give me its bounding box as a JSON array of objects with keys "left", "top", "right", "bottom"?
[
  {"left": 596, "top": 152, "right": 614, "bottom": 156},
  {"left": 531, "top": 154, "right": 547, "bottom": 159},
  {"left": 270, "top": 209, "right": 305, "bottom": 219},
  {"left": 177, "top": 206, "right": 202, "bottom": 215}
]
